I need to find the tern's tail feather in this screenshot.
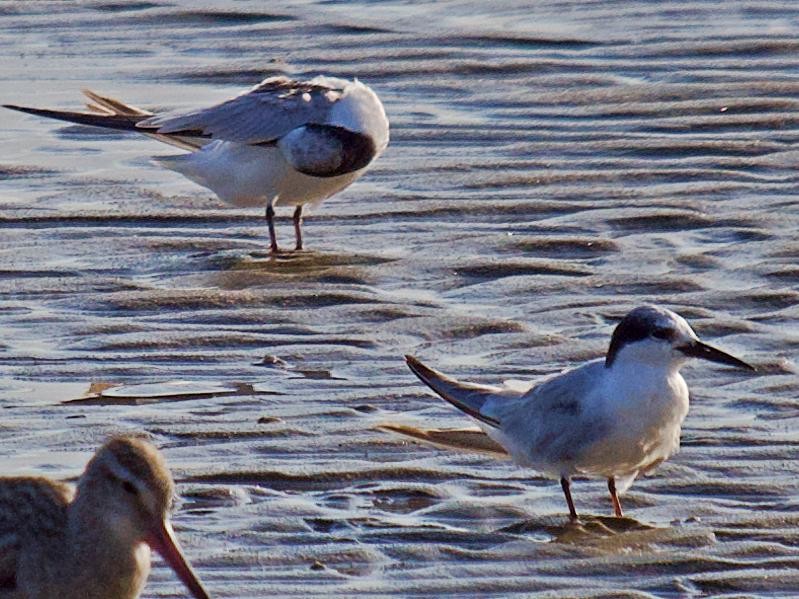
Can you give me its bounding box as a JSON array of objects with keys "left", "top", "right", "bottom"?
[
  {"left": 378, "top": 423, "right": 509, "bottom": 458},
  {"left": 405, "top": 355, "right": 502, "bottom": 427},
  {"left": 80, "top": 89, "right": 152, "bottom": 117},
  {"left": 3, "top": 103, "right": 146, "bottom": 132},
  {"left": 4, "top": 91, "right": 205, "bottom": 151}
]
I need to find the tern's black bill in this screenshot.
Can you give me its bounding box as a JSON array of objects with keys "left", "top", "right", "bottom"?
[{"left": 678, "top": 340, "right": 755, "bottom": 371}]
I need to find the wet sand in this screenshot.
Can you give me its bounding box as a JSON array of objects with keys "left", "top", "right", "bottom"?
[{"left": 1, "top": 1, "right": 798, "bottom": 596}]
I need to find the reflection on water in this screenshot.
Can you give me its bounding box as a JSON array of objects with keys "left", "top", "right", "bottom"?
[{"left": 1, "top": 0, "right": 799, "bottom": 596}]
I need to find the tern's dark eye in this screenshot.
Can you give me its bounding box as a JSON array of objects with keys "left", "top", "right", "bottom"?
[
  {"left": 121, "top": 480, "right": 138, "bottom": 496},
  {"left": 651, "top": 327, "right": 672, "bottom": 340}
]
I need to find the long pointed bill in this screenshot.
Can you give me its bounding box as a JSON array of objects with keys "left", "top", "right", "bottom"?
[
  {"left": 678, "top": 340, "right": 755, "bottom": 371},
  {"left": 145, "top": 519, "right": 211, "bottom": 599}
]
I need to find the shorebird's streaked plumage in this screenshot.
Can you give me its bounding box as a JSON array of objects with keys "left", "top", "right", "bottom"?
[
  {"left": 400, "top": 305, "right": 755, "bottom": 520},
  {"left": 4, "top": 75, "right": 389, "bottom": 252},
  {"left": 0, "top": 436, "right": 210, "bottom": 599}
]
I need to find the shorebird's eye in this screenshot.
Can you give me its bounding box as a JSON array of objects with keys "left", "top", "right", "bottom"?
[
  {"left": 122, "top": 480, "right": 138, "bottom": 496},
  {"left": 651, "top": 327, "right": 672, "bottom": 340}
]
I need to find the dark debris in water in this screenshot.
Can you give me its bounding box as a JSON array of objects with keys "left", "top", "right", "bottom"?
[{"left": 62, "top": 381, "right": 280, "bottom": 405}]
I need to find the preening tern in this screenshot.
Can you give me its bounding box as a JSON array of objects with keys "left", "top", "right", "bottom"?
[{"left": 5, "top": 75, "right": 389, "bottom": 252}]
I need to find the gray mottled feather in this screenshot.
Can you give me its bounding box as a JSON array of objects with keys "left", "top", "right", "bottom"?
[
  {"left": 405, "top": 356, "right": 525, "bottom": 427},
  {"left": 487, "top": 360, "right": 610, "bottom": 467}
]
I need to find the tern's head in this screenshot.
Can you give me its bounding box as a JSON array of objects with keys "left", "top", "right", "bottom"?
[{"left": 604, "top": 305, "right": 754, "bottom": 372}]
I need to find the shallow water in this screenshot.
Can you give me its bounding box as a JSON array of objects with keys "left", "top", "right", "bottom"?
[{"left": 1, "top": 1, "right": 798, "bottom": 597}]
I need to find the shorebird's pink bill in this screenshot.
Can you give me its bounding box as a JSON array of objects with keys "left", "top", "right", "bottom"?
[{"left": 145, "top": 518, "right": 211, "bottom": 599}]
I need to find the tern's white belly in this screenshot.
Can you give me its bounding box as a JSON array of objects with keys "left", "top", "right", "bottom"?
[{"left": 156, "top": 141, "right": 365, "bottom": 209}]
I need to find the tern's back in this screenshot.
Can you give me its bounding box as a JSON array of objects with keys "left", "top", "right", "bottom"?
[{"left": 483, "top": 359, "right": 611, "bottom": 476}]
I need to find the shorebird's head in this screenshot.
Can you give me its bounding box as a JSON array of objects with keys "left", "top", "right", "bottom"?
[
  {"left": 78, "top": 436, "right": 210, "bottom": 599},
  {"left": 604, "top": 305, "right": 754, "bottom": 372}
]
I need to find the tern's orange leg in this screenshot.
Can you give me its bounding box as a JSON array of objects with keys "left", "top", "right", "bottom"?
[
  {"left": 560, "top": 477, "right": 578, "bottom": 520},
  {"left": 608, "top": 477, "right": 624, "bottom": 517}
]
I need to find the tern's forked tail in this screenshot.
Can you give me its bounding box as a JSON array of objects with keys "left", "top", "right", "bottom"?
[{"left": 404, "top": 355, "right": 501, "bottom": 427}]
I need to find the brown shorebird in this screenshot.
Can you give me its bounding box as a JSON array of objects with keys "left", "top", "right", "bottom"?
[{"left": 0, "top": 436, "right": 210, "bottom": 598}]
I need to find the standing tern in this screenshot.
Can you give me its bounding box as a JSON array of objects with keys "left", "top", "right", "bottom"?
[
  {"left": 4, "top": 75, "right": 389, "bottom": 252},
  {"left": 402, "top": 305, "right": 755, "bottom": 520}
]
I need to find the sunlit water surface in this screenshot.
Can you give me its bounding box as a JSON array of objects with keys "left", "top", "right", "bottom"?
[{"left": 1, "top": 1, "right": 799, "bottom": 597}]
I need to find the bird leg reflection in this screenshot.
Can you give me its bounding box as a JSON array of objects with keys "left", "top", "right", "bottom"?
[
  {"left": 560, "top": 477, "right": 578, "bottom": 520},
  {"left": 608, "top": 477, "right": 624, "bottom": 517}
]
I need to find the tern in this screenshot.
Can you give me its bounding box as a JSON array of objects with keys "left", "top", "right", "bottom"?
[
  {"left": 0, "top": 436, "right": 210, "bottom": 599},
  {"left": 402, "top": 305, "right": 755, "bottom": 520},
  {"left": 4, "top": 75, "right": 390, "bottom": 252}
]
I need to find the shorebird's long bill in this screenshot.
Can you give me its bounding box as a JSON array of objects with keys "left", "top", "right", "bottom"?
[
  {"left": 146, "top": 519, "right": 211, "bottom": 599},
  {"left": 679, "top": 341, "right": 755, "bottom": 371}
]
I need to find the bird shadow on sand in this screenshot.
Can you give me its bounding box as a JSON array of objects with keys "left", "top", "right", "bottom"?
[
  {"left": 498, "top": 514, "right": 715, "bottom": 549},
  {"left": 204, "top": 248, "right": 398, "bottom": 288},
  {"left": 500, "top": 514, "right": 654, "bottom": 542}
]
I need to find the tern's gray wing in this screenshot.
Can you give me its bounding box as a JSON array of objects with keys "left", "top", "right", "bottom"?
[
  {"left": 485, "top": 360, "right": 609, "bottom": 466},
  {"left": 139, "top": 76, "right": 345, "bottom": 145},
  {"left": 405, "top": 356, "right": 525, "bottom": 427},
  {"left": 511, "top": 361, "right": 604, "bottom": 419}
]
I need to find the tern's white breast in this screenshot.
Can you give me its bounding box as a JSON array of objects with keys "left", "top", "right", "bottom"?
[{"left": 577, "top": 364, "right": 690, "bottom": 478}]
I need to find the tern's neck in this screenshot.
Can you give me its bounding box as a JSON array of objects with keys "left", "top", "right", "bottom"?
[{"left": 606, "top": 357, "right": 682, "bottom": 386}]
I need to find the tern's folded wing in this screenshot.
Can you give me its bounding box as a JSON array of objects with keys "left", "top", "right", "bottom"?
[
  {"left": 405, "top": 356, "right": 525, "bottom": 428},
  {"left": 140, "top": 76, "right": 345, "bottom": 145},
  {"left": 4, "top": 90, "right": 206, "bottom": 152},
  {"left": 487, "top": 360, "right": 609, "bottom": 464},
  {"left": 491, "top": 360, "right": 606, "bottom": 427}
]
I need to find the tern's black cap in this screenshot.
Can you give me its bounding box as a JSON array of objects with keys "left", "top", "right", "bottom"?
[{"left": 605, "top": 306, "right": 678, "bottom": 368}]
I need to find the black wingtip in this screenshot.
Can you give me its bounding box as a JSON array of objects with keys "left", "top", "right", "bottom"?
[
  {"left": 405, "top": 354, "right": 445, "bottom": 390},
  {"left": 2, "top": 103, "right": 146, "bottom": 132},
  {"left": 405, "top": 354, "right": 435, "bottom": 382},
  {"left": 3, "top": 104, "right": 58, "bottom": 118}
]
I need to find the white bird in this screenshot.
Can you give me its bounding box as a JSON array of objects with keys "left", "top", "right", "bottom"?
[
  {"left": 4, "top": 75, "right": 390, "bottom": 253},
  {"left": 402, "top": 305, "right": 755, "bottom": 520}
]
